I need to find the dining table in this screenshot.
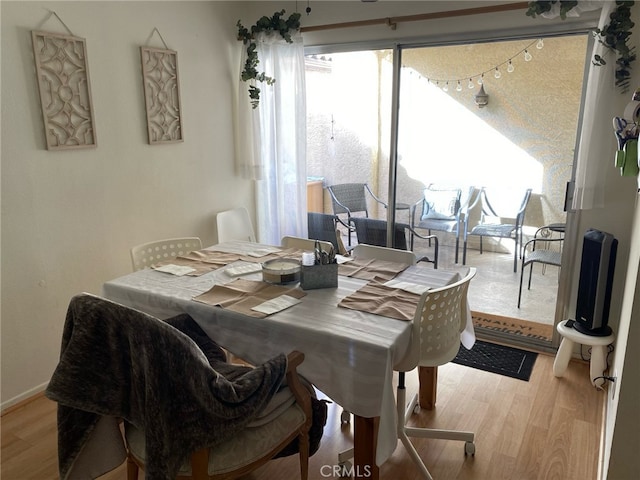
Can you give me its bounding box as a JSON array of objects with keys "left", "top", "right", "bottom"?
[{"left": 101, "top": 241, "right": 474, "bottom": 479}]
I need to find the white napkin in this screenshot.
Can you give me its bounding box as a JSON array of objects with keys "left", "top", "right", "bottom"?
[
  {"left": 251, "top": 295, "right": 302, "bottom": 315},
  {"left": 153, "top": 264, "right": 196, "bottom": 276}
]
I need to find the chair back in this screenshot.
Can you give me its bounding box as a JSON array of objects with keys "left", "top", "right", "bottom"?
[
  {"left": 216, "top": 207, "right": 256, "bottom": 243},
  {"left": 352, "top": 244, "right": 416, "bottom": 265},
  {"left": 479, "top": 187, "right": 532, "bottom": 226},
  {"left": 396, "top": 267, "right": 476, "bottom": 372},
  {"left": 351, "top": 217, "right": 408, "bottom": 250},
  {"left": 308, "top": 212, "right": 342, "bottom": 253},
  {"left": 327, "top": 183, "right": 369, "bottom": 216},
  {"left": 282, "top": 236, "right": 334, "bottom": 254},
  {"left": 130, "top": 237, "right": 202, "bottom": 271}
]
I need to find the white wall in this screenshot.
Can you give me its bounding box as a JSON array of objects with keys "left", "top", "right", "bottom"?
[
  {"left": 0, "top": 0, "right": 253, "bottom": 407},
  {"left": 604, "top": 193, "right": 640, "bottom": 479}
]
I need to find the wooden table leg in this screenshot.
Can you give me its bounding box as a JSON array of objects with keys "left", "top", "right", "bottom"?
[
  {"left": 418, "top": 366, "right": 438, "bottom": 410},
  {"left": 354, "top": 415, "right": 379, "bottom": 480}
]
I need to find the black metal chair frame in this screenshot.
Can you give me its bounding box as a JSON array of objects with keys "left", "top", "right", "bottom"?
[
  {"left": 463, "top": 187, "right": 532, "bottom": 272},
  {"left": 517, "top": 225, "right": 564, "bottom": 308},
  {"left": 326, "top": 183, "right": 387, "bottom": 247}
]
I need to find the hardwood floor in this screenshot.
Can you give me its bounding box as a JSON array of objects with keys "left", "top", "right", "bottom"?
[{"left": 1, "top": 354, "right": 603, "bottom": 480}]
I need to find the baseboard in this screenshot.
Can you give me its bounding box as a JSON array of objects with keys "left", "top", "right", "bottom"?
[{"left": 1, "top": 382, "right": 48, "bottom": 415}]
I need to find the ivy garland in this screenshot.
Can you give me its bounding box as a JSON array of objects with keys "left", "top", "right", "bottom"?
[
  {"left": 526, "top": 1, "right": 636, "bottom": 93},
  {"left": 237, "top": 10, "right": 302, "bottom": 108}
]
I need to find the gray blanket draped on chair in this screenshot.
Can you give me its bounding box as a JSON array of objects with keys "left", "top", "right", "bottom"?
[{"left": 45, "top": 293, "right": 288, "bottom": 480}]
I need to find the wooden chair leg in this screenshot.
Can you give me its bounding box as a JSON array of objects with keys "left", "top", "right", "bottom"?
[
  {"left": 126, "top": 455, "right": 139, "bottom": 480},
  {"left": 298, "top": 431, "right": 310, "bottom": 480}
]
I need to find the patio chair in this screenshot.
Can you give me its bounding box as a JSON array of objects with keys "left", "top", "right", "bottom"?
[
  {"left": 517, "top": 225, "right": 564, "bottom": 308},
  {"left": 327, "top": 183, "right": 410, "bottom": 246},
  {"left": 307, "top": 212, "right": 352, "bottom": 255},
  {"left": 410, "top": 185, "right": 476, "bottom": 264},
  {"left": 463, "top": 187, "right": 532, "bottom": 272},
  {"left": 350, "top": 217, "right": 438, "bottom": 268}
]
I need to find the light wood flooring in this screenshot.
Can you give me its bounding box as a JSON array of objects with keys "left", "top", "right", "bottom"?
[{"left": 1, "top": 354, "right": 603, "bottom": 480}]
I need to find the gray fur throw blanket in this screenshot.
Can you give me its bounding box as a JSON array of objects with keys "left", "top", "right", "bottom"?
[{"left": 45, "top": 293, "right": 287, "bottom": 480}]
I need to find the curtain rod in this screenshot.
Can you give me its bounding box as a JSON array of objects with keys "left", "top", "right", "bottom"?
[{"left": 300, "top": 2, "right": 529, "bottom": 33}]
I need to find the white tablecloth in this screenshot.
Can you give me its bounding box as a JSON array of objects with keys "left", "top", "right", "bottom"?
[{"left": 101, "top": 244, "right": 469, "bottom": 466}]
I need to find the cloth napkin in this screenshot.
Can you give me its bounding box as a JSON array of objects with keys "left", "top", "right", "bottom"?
[
  {"left": 338, "top": 257, "right": 410, "bottom": 282},
  {"left": 193, "top": 278, "right": 306, "bottom": 318},
  {"left": 338, "top": 281, "right": 421, "bottom": 321}
]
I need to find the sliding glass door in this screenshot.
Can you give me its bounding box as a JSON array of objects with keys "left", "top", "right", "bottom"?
[{"left": 305, "top": 33, "right": 588, "bottom": 346}]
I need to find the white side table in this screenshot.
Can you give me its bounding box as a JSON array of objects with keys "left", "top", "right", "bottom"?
[{"left": 553, "top": 320, "right": 615, "bottom": 387}]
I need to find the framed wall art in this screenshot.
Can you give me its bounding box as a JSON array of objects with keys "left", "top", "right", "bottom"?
[
  {"left": 31, "top": 30, "right": 97, "bottom": 150},
  {"left": 140, "top": 46, "right": 183, "bottom": 144}
]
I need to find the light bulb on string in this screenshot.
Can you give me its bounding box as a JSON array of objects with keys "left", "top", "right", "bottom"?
[
  {"left": 477, "top": 74, "right": 484, "bottom": 85},
  {"left": 536, "top": 39, "right": 544, "bottom": 49},
  {"left": 524, "top": 49, "right": 532, "bottom": 61},
  {"left": 507, "top": 60, "right": 515, "bottom": 73},
  {"left": 468, "top": 78, "right": 475, "bottom": 89},
  {"left": 494, "top": 67, "right": 501, "bottom": 79},
  {"left": 456, "top": 81, "right": 462, "bottom": 92},
  {"left": 443, "top": 82, "right": 449, "bottom": 92}
]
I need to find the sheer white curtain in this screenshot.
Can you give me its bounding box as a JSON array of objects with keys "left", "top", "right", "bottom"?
[{"left": 236, "top": 32, "right": 307, "bottom": 245}]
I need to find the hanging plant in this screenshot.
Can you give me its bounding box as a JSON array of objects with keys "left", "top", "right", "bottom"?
[
  {"left": 237, "top": 10, "right": 301, "bottom": 108},
  {"left": 526, "top": 1, "right": 636, "bottom": 93}
]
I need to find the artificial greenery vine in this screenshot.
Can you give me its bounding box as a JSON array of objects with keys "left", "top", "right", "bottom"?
[
  {"left": 526, "top": 1, "right": 636, "bottom": 93},
  {"left": 237, "top": 10, "right": 302, "bottom": 108}
]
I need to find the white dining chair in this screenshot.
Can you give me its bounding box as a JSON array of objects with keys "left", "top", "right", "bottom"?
[
  {"left": 130, "top": 237, "right": 202, "bottom": 271},
  {"left": 352, "top": 243, "right": 417, "bottom": 265},
  {"left": 339, "top": 268, "right": 478, "bottom": 479},
  {"left": 216, "top": 207, "right": 256, "bottom": 243},
  {"left": 281, "top": 236, "right": 334, "bottom": 254}
]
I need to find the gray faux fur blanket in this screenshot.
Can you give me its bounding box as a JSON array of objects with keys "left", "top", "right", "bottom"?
[{"left": 45, "top": 293, "right": 287, "bottom": 480}]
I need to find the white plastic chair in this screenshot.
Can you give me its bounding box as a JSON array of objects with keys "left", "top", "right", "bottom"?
[
  {"left": 216, "top": 207, "right": 256, "bottom": 243},
  {"left": 130, "top": 237, "right": 202, "bottom": 271},
  {"left": 281, "top": 236, "right": 334, "bottom": 253},
  {"left": 352, "top": 243, "right": 417, "bottom": 265},
  {"left": 339, "top": 268, "right": 478, "bottom": 480}
]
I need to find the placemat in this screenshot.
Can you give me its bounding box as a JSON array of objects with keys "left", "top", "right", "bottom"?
[
  {"left": 154, "top": 247, "right": 304, "bottom": 277},
  {"left": 192, "top": 278, "right": 306, "bottom": 318},
  {"left": 338, "top": 281, "right": 420, "bottom": 321},
  {"left": 338, "top": 257, "right": 410, "bottom": 282}
]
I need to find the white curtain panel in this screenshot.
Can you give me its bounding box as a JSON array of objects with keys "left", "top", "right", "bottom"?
[
  {"left": 571, "top": 1, "right": 617, "bottom": 210},
  {"left": 236, "top": 32, "right": 308, "bottom": 245}
]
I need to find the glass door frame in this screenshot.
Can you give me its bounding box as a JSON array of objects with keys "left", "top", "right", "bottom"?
[{"left": 305, "top": 21, "right": 599, "bottom": 348}]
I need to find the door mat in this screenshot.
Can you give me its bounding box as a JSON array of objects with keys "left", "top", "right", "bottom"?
[
  {"left": 453, "top": 340, "right": 538, "bottom": 381},
  {"left": 471, "top": 311, "right": 553, "bottom": 342}
]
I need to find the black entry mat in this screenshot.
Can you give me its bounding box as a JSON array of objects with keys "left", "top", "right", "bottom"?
[{"left": 452, "top": 340, "right": 538, "bottom": 381}]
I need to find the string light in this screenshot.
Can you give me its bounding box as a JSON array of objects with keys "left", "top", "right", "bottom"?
[{"left": 418, "top": 39, "right": 542, "bottom": 93}]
